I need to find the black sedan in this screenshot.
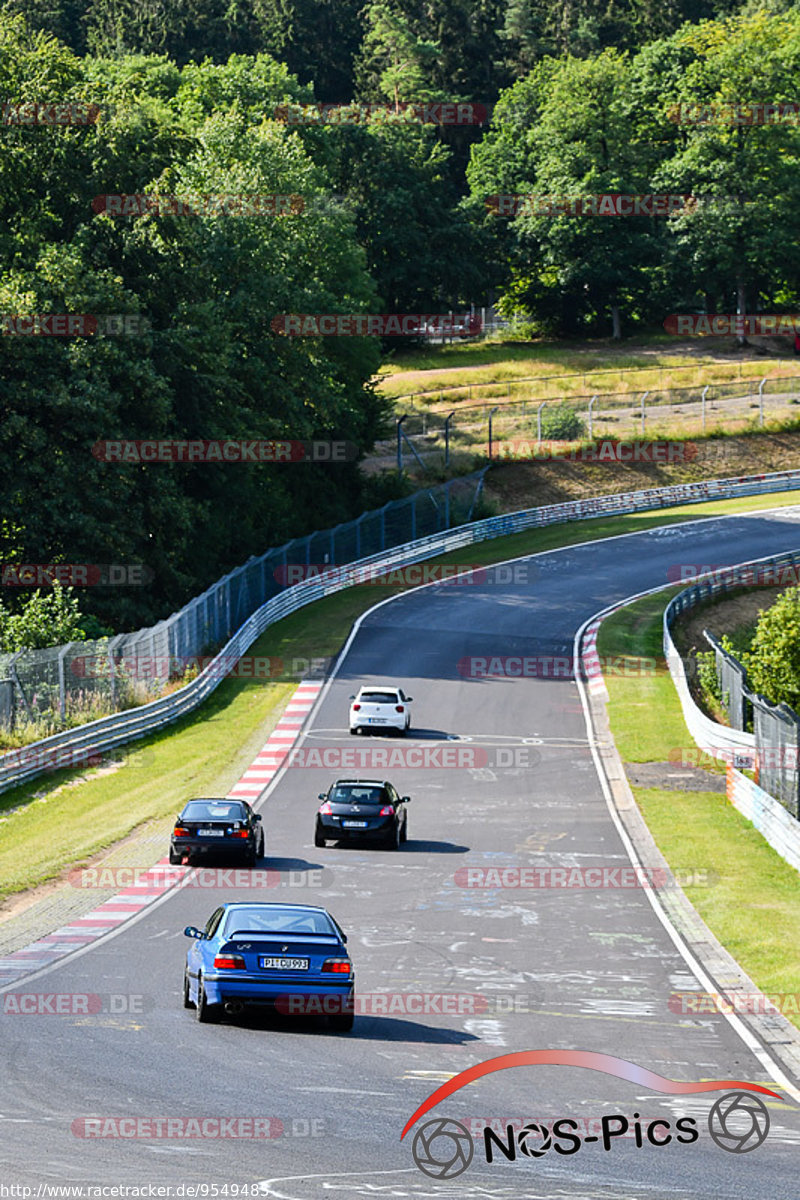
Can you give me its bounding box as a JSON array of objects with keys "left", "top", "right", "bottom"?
[
  {"left": 170, "top": 798, "right": 264, "bottom": 865},
  {"left": 314, "top": 779, "right": 409, "bottom": 850}
]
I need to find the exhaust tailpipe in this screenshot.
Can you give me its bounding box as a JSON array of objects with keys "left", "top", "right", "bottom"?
[{"left": 224, "top": 1000, "right": 244, "bottom": 1016}]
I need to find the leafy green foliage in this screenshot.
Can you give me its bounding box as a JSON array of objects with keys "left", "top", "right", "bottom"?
[
  {"left": 0, "top": 583, "right": 87, "bottom": 650},
  {"left": 740, "top": 587, "right": 800, "bottom": 709},
  {"left": 539, "top": 403, "right": 586, "bottom": 439}
]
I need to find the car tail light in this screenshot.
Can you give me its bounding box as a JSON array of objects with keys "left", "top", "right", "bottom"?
[
  {"left": 321, "top": 959, "right": 351, "bottom": 973},
  {"left": 230, "top": 829, "right": 249, "bottom": 839},
  {"left": 379, "top": 806, "right": 394, "bottom": 816},
  {"left": 395, "top": 705, "right": 404, "bottom": 712},
  {"left": 319, "top": 801, "right": 333, "bottom": 814},
  {"left": 214, "top": 954, "right": 245, "bottom": 970},
  {"left": 352, "top": 703, "right": 361, "bottom": 711},
  {"left": 173, "top": 826, "right": 189, "bottom": 836}
]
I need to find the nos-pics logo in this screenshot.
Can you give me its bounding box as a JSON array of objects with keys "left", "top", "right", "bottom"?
[{"left": 401, "top": 1050, "right": 779, "bottom": 1180}]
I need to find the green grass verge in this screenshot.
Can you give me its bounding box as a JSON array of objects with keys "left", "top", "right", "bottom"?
[
  {"left": 2, "top": 484, "right": 800, "bottom": 902},
  {"left": 597, "top": 585, "right": 800, "bottom": 1027}
]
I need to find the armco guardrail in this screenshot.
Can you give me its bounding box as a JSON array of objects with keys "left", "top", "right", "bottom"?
[
  {"left": 727, "top": 766, "right": 800, "bottom": 873},
  {"left": 4, "top": 467, "right": 800, "bottom": 796},
  {"left": 663, "top": 548, "right": 800, "bottom": 771}
]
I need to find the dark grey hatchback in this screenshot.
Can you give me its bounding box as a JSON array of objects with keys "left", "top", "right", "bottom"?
[{"left": 314, "top": 779, "right": 410, "bottom": 850}]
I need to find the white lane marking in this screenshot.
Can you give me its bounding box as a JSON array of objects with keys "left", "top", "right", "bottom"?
[{"left": 574, "top": 603, "right": 800, "bottom": 1104}]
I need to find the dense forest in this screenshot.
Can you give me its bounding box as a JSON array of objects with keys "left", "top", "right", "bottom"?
[{"left": 1, "top": 0, "right": 799, "bottom": 631}]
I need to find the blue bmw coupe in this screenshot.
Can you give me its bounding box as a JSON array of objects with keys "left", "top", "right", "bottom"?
[{"left": 183, "top": 901, "right": 354, "bottom": 1029}]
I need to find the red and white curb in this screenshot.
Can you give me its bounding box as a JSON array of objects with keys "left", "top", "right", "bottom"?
[
  {"left": 581, "top": 617, "right": 609, "bottom": 698},
  {"left": 0, "top": 681, "right": 321, "bottom": 987},
  {"left": 227, "top": 682, "right": 321, "bottom": 799}
]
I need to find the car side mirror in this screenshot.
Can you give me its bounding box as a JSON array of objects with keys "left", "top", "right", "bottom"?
[
  {"left": 349, "top": 695, "right": 355, "bottom": 700},
  {"left": 254, "top": 813, "right": 262, "bottom": 821},
  {"left": 402, "top": 796, "right": 411, "bottom": 803},
  {"left": 406, "top": 697, "right": 413, "bottom": 703},
  {"left": 184, "top": 926, "right": 203, "bottom": 939},
  {"left": 342, "top": 933, "right": 348, "bottom": 943},
  {"left": 318, "top": 793, "right": 326, "bottom": 801}
]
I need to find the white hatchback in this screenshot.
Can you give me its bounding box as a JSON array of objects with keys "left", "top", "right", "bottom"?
[{"left": 349, "top": 686, "right": 413, "bottom": 736}]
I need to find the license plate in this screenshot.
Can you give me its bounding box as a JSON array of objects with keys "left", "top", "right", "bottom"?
[
  {"left": 259, "top": 957, "right": 309, "bottom": 970},
  {"left": 198, "top": 828, "right": 225, "bottom": 836},
  {"left": 367, "top": 717, "right": 386, "bottom": 724},
  {"left": 343, "top": 819, "right": 368, "bottom": 828}
]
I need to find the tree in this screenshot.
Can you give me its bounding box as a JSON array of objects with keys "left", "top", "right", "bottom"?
[{"left": 741, "top": 586, "right": 800, "bottom": 711}]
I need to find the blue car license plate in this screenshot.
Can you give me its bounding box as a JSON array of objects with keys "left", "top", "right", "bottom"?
[
  {"left": 198, "top": 828, "right": 225, "bottom": 836},
  {"left": 259, "top": 957, "right": 309, "bottom": 970}
]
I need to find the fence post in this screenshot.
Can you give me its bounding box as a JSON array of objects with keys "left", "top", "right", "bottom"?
[
  {"left": 588, "top": 394, "right": 598, "bottom": 439},
  {"left": 488, "top": 407, "right": 499, "bottom": 459},
  {"left": 759, "top": 377, "right": 766, "bottom": 427},
  {"left": 536, "top": 401, "right": 546, "bottom": 446},
  {"left": 641, "top": 391, "right": 649, "bottom": 436},
  {"left": 701, "top": 384, "right": 709, "bottom": 432},
  {"left": 58, "top": 642, "right": 72, "bottom": 722},
  {"left": 444, "top": 411, "right": 455, "bottom": 466},
  {"left": 396, "top": 415, "right": 407, "bottom": 473}
]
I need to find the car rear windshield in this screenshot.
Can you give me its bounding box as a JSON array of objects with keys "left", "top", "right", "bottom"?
[
  {"left": 359, "top": 692, "right": 399, "bottom": 704},
  {"left": 224, "top": 907, "right": 335, "bottom": 936},
  {"left": 182, "top": 801, "right": 246, "bottom": 821},
  {"left": 330, "top": 786, "right": 389, "bottom": 806}
]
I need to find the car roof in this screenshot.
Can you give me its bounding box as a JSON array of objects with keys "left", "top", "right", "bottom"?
[
  {"left": 331, "top": 778, "right": 391, "bottom": 786},
  {"left": 221, "top": 901, "right": 330, "bottom": 913},
  {"left": 183, "top": 797, "right": 246, "bottom": 803}
]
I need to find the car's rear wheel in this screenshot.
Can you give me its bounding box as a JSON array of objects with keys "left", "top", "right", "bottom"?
[
  {"left": 183, "top": 971, "right": 195, "bottom": 1009},
  {"left": 169, "top": 848, "right": 183, "bottom": 865},
  {"left": 400, "top": 817, "right": 408, "bottom": 843},
  {"left": 314, "top": 824, "right": 327, "bottom": 848},
  {"left": 386, "top": 821, "right": 401, "bottom": 851},
  {"left": 195, "top": 978, "right": 220, "bottom": 1023}
]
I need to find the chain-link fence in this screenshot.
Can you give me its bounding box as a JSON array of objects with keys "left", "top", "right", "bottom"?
[
  {"left": 697, "top": 594, "right": 800, "bottom": 820},
  {"left": 671, "top": 561, "right": 800, "bottom": 816},
  {"left": 387, "top": 371, "right": 800, "bottom": 472},
  {"left": 0, "top": 470, "right": 488, "bottom": 736},
  {"left": 705, "top": 631, "right": 751, "bottom": 730}
]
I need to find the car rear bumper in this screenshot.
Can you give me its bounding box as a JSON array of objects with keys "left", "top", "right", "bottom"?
[
  {"left": 202, "top": 976, "right": 354, "bottom": 1009},
  {"left": 171, "top": 839, "right": 255, "bottom": 857},
  {"left": 317, "top": 819, "right": 393, "bottom": 840}
]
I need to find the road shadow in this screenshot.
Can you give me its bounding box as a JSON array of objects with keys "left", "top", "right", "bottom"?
[{"left": 227, "top": 1010, "right": 481, "bottom": 1044}]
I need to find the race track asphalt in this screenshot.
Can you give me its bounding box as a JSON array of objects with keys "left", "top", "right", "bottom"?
[{"left": 3, "top": 507, "right": 800, "bottom": 1199}]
